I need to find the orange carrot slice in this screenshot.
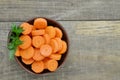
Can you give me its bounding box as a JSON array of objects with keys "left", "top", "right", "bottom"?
[
  {"left": 20, "top": 46, "right": 34, "bottom": 59},
  {"left": 19, "top": 35, "right": 31, "bottom": 49},
  {"left": 15, "top": 47, "right": 20, "bottom": 56},
  {"left": 32, "top": 26, "right": 36, "bottom": 30},
  {"left": 54, "top": 38, "right": 62, "bottom": 51},
  {"left": 32, "top": 29, "right": 45, "bottom": 36},
  {"left": 43, "top": 58, "right": 50, "bottom": 69},
  {"left": 55, "top": 27, "right": 63, "bottom": 38},
  {"left": 49, "top": 54, "right": 62, "bottom": 60},
  {"left": 58, "top": 41, "right": 67, "bottom": 54},
  {"left": 43, "top": 57, "right": 50, "bottom": 62},
  {"left": 49, "top": 39, "right": 59, "bottom": 53},
  {"left": 33, "top": 48, "right": 45, "bottom": 61},
  {"left": 46, "top": 59, "right": 58, "bottom": 71},
  {"left": 34, "top": 18, "right": 47, "bottom": 29},
  {"left": 40, "top": 44, "right": 52, "bottom": 57},
  {"left": 31, "top": 61, "right": 44, "bottom": 73},
  {"left": 45, "top": 26, "right": 56, "bottom": 38},
  {"left": 43, "top": 34, "right": 50, "bottom": 44},
  {"left": 20, "top": 22, "right": 32, "bottom": 35},
  {"left": 22, "top": 58, "right": 34, "bottom": 65},
  {"left": 32, "top": 36, "right": 45, "bottom": 48}
]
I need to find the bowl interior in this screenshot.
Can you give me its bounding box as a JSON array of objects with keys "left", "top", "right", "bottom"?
[{"left": 14, "top": 18, "right": 69, "bottom": 75}]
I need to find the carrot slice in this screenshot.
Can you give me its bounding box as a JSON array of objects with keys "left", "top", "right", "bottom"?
[
  {"left": 58, "top": 41, "right": 67, "bottom": 54},
  {"left": 32, "top": 36, "right": 45, "bottom": 48},
  {"left": 32, "top": 29, "right": 45, "bottom": 36},
  {"left": 43, "top": 34, "right": 50, "bottom": 44},
  {"left": 19, "top": 35, "right": 31, "bottom": 49},
  {"left": 20, "top": 22, "right": 32, "bottom": 35},
  {"left": 49, "top": 54, "right": 62, "bottom": 60},
  {"left": 33, "top": 48, "right": 45, "bottom": 61},
  {"left": 34, "top": 18, "right": 47, "bottom": 29},
  {"left": 22, "top": 58, "right": 34, "bottom": 65},
  {"left": 31, "top": 61, "right": 44, "bottom": 73},
  {"left": 55, "top": 27, "right": 63, "bottom": 38},
  {"left": 43, "top": 58, "right": 50, "bottom": 69},
  {"left": 15, "top": 47, "right": 20, "bottom": 56},
  {"left": 46, "top": 59, "right": 58, "bottom": 71},
  {"left": 20, "top": 46, "right": 34, "bottom": 59},
  {"left": 43, "top": 57, "right": 50, "bottom": 62},
  {"left": 40, "top": 44, "right": 52, "bottom": 57},
  {"left": 45, "top": 26, "right": 56, "bottom": 38},
  {"left": 49, "top": 39, "right": 59, "bottom": 53},
  {"left": 54, "top": 38, "right": 62, "bottom": 51},
  {"left": 32, "top": 26, "right": 36, "bottom": 30}
]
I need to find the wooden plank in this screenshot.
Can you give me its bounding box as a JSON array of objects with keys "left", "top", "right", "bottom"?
[
  {"left": 1, "top": 21, "right": 120, "bottom": 80},
  {"left": 0, "top": 0, "right": 120, "bottom": 21}
]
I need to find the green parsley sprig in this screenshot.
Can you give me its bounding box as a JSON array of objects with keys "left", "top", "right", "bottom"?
[{"left": 7, "top": 24, "right": 23, "bottom": 60}]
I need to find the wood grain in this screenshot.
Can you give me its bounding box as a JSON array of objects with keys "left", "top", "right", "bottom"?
[
  {"left": 1, "top": 21, "right": 120, "bottom": 80},
  {"left": 75, "top": 21, "right": 120, "bottom": 36},
  {"left": 0, "top": 0, "right": 120, "bottom": 21}
]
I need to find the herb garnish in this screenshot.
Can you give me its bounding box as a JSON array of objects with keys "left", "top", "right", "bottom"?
[{"left": 7, "top": 24, "right": 23, "bottom": 60}]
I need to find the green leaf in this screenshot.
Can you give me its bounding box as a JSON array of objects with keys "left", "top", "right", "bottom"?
[
  {"left": 7, "top": 23, "right": 24, "bottom": 60},
  {"left": 17, "top": 27, "right": 23, "bottom": 33},
  {"left": 9, "top": 49, "right": 16, "bottom": 60},
  {"left": 11, "top": 24, "right": 17, "bottom": 32},
  {"left": 14, "top": 37, "right": 23, "bottom": 46},
  {"left": 11, "top": 24, "right": 23, "bottom": 36},
  {"left": 7, "top": 43, "right": 15, "bottom": 50}
]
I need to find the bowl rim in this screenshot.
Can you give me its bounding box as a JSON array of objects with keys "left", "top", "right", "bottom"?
[{"left": 8, "top": 17, "right": 69, "bottom": 75}]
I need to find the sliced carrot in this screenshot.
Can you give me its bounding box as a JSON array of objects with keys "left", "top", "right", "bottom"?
[
  {"left": 55, "top": 27, "right": 63, "bottom": 38},
  {"left": 20, "top": 46, "right": 34, "bottom": 59},
  {"left": 43, "top": 57, "right": 50, "bottom": 62},
  {"left": 54, "top": 38, "right": 62, "bottom": 51},
  {"left": 33, "top": 48, "right": 45, "bottom": 61},
  {"left": 45, "top": 26, "right": 56, "bottom": 38},
  {"left": 31, "top": 61, "right": 44, "bottom": 73},
  {"left": 32, "top": 36, "right": 45, "bottom": 48},
  {"left": 19, "top": 35, "right": 31, "bottom": 49},
  {"left": 32, "top": 26, "right": 36, "bottom": 30},
  {"left": 15, "top": 47, "right": 20, "bottom": 56},
  {"left": 20, "top": 22, "right": 33, "bottom": 35},
  {"left": 49, "top": 39, "right": 59, "bottom": 53},
  {"left": 40, "top": 44, "right": 52, "bottom": 57},
  {"left": 46, "top": 59, "right": 58, "bottom": 71},
  {"left": 43, "top": 34, "right": 50, "bottom": 44},
  {"left": 49, "top": 54, "right": 62, "bottom": 60},
  {"left": 58, "top": 41, "right": 67, "bottom": 54},
  {"left": 22, "top": 58, "right": 34, "bottom": 65},
  {"left": 34, "top": 18, "right": 47, "bottom": 29},
  {"left": 43, "top": 58, "right": 50, "bottom": 69},
  {"left": 32, "top": 29, "right": 45, "bottom": 36}
]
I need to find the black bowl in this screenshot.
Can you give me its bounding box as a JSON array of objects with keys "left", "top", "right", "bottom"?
[{"left": 8, "top": 17, "right": 69, "bottom": 75}]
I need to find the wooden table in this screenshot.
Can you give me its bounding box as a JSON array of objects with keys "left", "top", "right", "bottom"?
[{"left": 1, "top": 0, "right": 120, "bottom": 80}]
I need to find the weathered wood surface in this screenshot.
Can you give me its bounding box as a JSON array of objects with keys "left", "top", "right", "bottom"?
[
  {"left": 0, "top": 0, "right": 120, "bottom": 21},
  {"left": 1, "top": 21, "right": 120, "bottom": 80},
  {"left": 1, "top": 0, "right": 120, "bottom": 80}
]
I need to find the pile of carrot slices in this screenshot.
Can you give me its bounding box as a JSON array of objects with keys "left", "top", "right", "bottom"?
[{"left": 15, "top": 18, "right": 67, "bottom": 73}]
